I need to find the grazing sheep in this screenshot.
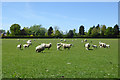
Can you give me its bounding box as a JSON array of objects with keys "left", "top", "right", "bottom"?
[
  {"left": 62, "top": 43, "right": 72, "bottom": 49},
  {"left": 99, "top": 42, "right": 106, "bottom": 48},
  {"left": 64, "top": 39, "right": 66, "bottom": 42},
  {"left": 106, "top": 44, "right": 110, "bottom": 48},
  {"left": 84, "top": 39, "right": 87, "bottom": 42},
  {"left": 34, "top": 39, "right": 36, "bottom": 41},
  {"left": 57, "top": 45, "right": 62, "bottom": 50},
  {"left": 92, "top": 44, "right": 97, "bottom": 48},
  {"left": 85, "top": 43, "right": 90, "bottom": 50},
  {"left": 36, "top": 43, "right": 46, "bottom": 52},
  {"left": 23, "top": 44, "right": 30, "bottom": 48},
  {"left": 81, "top": 40, "right": 83, "bottom": 43},
  {"left": 57, "top": 43, "right": 61, "bottom": 46},
  {"left": 45, "top": 43, "right": 52, "bottom": 49},
  {"left": 60, "top": 39, "right": 63, "bottom": 41},
  {"left": 17, "top": 44, "right": 22, "bottom": 49},
  {"left": 27, "top": 40, "right": 32, "bottom": 45}
]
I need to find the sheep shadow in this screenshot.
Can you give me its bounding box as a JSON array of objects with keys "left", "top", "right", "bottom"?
[{"left": 88, "top": 49, "right": 93, "bottom": 50}]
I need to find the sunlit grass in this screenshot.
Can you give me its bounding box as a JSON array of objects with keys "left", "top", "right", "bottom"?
[{"left": 2, "top": 38, "right": 118, "bottom": 78}]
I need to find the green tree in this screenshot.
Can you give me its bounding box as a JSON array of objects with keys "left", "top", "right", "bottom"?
[
  {"left": 10, "top": 24, "right": 21, "bottom": 35},
  {"left": 113, "top": 24, "right": 119, "bottom": 36},
  {"left": 67, "top": 30, "right": 74, "bottom": 37},
  {"left": 6, "top": 30, "right": 10, "bottom": 36},
  {"left": 105, "top": 27, "right": 114, "bottom": 36},
  {"left": 54, "top": 30, "right": 62, "bottom": 38},
  {"left": 91, "top": 28, "right": 98, "bottom": 37},
  {"left": 23, "top": 27, "right": 31, "bottom": 35},
  {"left": 48, "top": 26, "right": 53, "bottom": 36},
  {"left": 29, "top": 25, "right": 47, "bottom": 36},
  {"left": 0, "top": 29, "right": 5, "bottom": 34},
  {"left": 101, "top": 25, "right": 106, "bottom": 36},
  {"left": 79, "top": 25, "right": 85, "bottom": 35},
  {"left": 87, "top": 27, "right": 93, "bottom": 35}
]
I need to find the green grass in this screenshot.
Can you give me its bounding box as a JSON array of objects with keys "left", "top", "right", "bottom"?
[{"left": 2, "top": 38, "right": 118, "bottom": 78}]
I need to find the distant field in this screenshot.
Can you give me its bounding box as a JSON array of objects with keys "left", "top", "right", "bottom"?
[{"left": 2, "top": 38, "right": 118, "bottom": 78}]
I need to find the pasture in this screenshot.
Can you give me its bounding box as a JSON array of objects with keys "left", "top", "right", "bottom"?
[{"left": 2, "top": 38, "right": 118, "bottom": 78}]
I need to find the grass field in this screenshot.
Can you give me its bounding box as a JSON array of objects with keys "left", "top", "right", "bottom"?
[{"left": 2, "top": 38, "right": 118, "bottom": 78}]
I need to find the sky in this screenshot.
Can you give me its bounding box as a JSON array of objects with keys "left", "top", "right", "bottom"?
[{"left": 2, "top": 2, "right": 118, "bottom": 33}]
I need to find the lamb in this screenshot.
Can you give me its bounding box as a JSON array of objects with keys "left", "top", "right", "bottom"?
[
  {"left": 23, "top": 44, "right": 30, "bottom": 48},
  {"left": 17, "top": 44, "right": 22, "bottom": 49},
  {"left": 62, "top": 43, "right": 72, "bottom": 49},
  {"left": 36, "top": 43, "right": 46, "bottom": 52},
  {"left": 85, "top": 43, "right": 90, "bottom": 50},
  {"left": 45, "top": 43, "right": 52, "bottom": 49},
  {"left": 92, "top": 44, "right": 97, "bottom": 48},
  {"left": 106, "top": 44, "right": 110, "bottom": 48}
]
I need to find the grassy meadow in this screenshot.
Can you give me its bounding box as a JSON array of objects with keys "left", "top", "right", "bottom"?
[{"left": 2, "top": 38, "right": 118, "bottom": 78}]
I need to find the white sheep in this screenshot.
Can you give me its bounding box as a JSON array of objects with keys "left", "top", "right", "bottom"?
[
  {"left": 64, "top": 39, "right": 66, "bottom": 42},
  {"left": 45, "top": 43, "right": 52, "bottom": 49},
  {"left": 99, "top": 42, "right": 106, "bottom": 48},
  {"left": 84, "top": 39, "right": 87, "bottom": 42},
  {"left": 27, "top": 40, "right": 32, "bottom": 45},
  {"left": 23, "top": 44, "right": 30, "bottom": 48},
  {"left": 17, "top": 44, "right": 22, "bottom": 49},
  {"left": 106, "top": 44, "right": 110, "bottom": 48},
  {"left": 62, "top": 43, "right": 72, "bottom": 49},
  {"left": 60, "top": 39, "right": 63, "bottom": 41},
  {"left": 57, "top": 43, "right": 61, "bottom": 46},
  {"left": 57, "top": 45, "right": 62, "bottom": 50},
  {"left": 92, "top": 44, "right": 97, "bottom": 48},
  {"left": 36, "top": 43, "right": 46, "bottom": 52},
  {"left": 81, "top": 40, "right": 83, "bottom": 43},
  {"left": 85, "top": 43, "right": 90, "bottom": 50}
]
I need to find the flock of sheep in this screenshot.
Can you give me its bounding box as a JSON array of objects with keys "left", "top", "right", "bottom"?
[
  {"left": 82, "top": 39, "right": 110, "bottom": 50},
  {"left": 17, "top": 39, "right": 110, "bottom": 53}
]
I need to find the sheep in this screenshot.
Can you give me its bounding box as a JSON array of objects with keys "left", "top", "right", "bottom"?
[
  {"left": 17, "top": 44, "right": 22, "bottom": 49},
  {"left": 57, "top": 43, "right": 62, "bottom": 46},
  {"left": 34, "top": 39, "right": 36, "bottom": 41},
  {"left": 23, "top": 44, "right": 30, "bottom": 48},
  {"left": 81, "top": 40, "right": 83, "bottom": 43},
  {"left": 62, "top": 43, "right": 72, "bottom": 49},
  {"left": 99, "top": 42, "right": 106, "bottom": 48},
  {"left": 57, "top": 45, "right": 62, "bottom": 50},
  {"left": 27, "top": 40, "right": 32, "bottom": 45},
  {"left": 64, "top": 39, "right": 66, "bottom": 42},
  {"left": 60, "top": 39, "right": 63, "bottom": 41},
  {"left": 45, "top": 43, "right": 52, "bottom": 49},
  {"left": 92, "top": 44, "right": 97, "bottom": 48},
  {"left": 85, "top": 43, "right": 90, "bottom": 50},
  {"left": 84, "top": 39, "right": 87, "bottom": 42},
  {"left": 106, "top": 44, "right": 110, "bottom": 48},
  {"left": 36, "top": 43, "right": 46, "bottom": 52}
]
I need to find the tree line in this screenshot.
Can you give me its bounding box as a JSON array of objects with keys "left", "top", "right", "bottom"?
[{"left": 1, "top": 23, "right": 120, "bottom": 38}]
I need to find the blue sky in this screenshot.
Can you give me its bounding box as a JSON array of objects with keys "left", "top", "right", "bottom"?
[{"left": 2, "top": 2, "right": 118, "bottom": 33}]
